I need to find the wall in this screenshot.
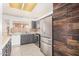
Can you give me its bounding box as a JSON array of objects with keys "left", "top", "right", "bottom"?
[
  {"left": 0, "top": 3, "right": 2, "bottom": 55},
  {"left": 53, "top": 3, "right": 79, "bottom": 56},
  {"left": 3, "top": 14, "right": 32, "bottom": 33}
]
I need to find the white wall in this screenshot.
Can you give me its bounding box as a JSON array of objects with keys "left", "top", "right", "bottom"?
[
  {"left": 0, "top": 3, "right": 2, "bottom": 55},
  {"left": 0, "top": 4, "right": 2, "bottom": 40},
  {"left": 3, "top": 14, "right": 32, "bottom": 33}
]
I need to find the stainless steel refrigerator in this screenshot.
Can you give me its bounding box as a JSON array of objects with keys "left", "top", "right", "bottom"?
[{"left": 40, "top": 15, "right": 52, "bottom": 56}]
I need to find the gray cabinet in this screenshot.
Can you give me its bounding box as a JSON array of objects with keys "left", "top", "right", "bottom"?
[
  {"left": 2, "top": 39, "right": 11, "bottom": 56},
  {"left": 32, "top": 21, "right": 37, "bottom": 29},
  {"left": 2, "top": 45, "right": 7, "bottom": 56},
  {"left": 21, "top": 34, "right": 34, "bottom": 45},
  {"left": 21, "top": 34, "right": 40, "bottom": 45}
]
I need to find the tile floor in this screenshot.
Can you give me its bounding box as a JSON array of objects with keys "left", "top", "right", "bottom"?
[{"left": 11, "top": 43, "right": 44, "bottom": 56}]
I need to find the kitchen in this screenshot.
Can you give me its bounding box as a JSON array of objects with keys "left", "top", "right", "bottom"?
[
  {"left": 0, "top": 3, "right": 79, "bottom": 56},
  {"left": 1, "top": 3, "right": 53, "bottom": 56}
]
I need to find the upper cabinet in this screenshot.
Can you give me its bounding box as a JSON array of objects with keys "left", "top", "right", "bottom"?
[
  {"left": 32, "top": 21, "right": 37, "bottom": 29},
  {"left": 31, "top": 21, "right": 40, "bottom": 32}
]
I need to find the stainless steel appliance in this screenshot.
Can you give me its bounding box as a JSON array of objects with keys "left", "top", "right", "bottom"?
[
  {"left": 40, "top": 15, "right": 52, "bottom": 56},
  {"left": 34, "top": 34, "right": 40, "bottom": 48}
]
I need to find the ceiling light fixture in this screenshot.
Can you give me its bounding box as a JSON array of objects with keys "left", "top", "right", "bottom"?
[
  {"left": 23, "top": 3, "right": 37, "bottom": 12},
  {"left": 9, "top": 3, "right": 22, "bottom": 9},
  {"left": 9, "top": 3, "right": 37, "bottom": 12}
]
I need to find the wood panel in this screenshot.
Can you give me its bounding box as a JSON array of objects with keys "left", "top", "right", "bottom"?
[{"left": 53, "top": 3, "right": 79, "bottom": 56}]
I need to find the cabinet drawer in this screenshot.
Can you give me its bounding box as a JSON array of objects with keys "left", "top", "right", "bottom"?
[
  {"left": 40, "top": 41, "right": 52, "bottom": 56},
  {"left": 21, "top": 34, "right": 34, "bottom": 45}
]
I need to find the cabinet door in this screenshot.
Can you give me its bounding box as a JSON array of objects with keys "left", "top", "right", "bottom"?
[
  {"left": 40, "top": 16, "right": 52, "bottom": 38},
  {"left": 2, "top": 40, "right": 11, "bottom": 56},
  {"left": 21, "top": 34, "right": 34, "bottom": 45},
  {"left": 11, "top": 35, "right": 20, "bottom": 46},
  {"left": 32, "top": 21, "right": 37, "bottom": 29},
  {"left": 2, "top": 45, "right": 7, "bottom": 56},
  {"left": 7, "top": 40, "right": 11, "bottom": 56},
  {"left": 33, "top": 35, "right": 38, "bottom": 43}
]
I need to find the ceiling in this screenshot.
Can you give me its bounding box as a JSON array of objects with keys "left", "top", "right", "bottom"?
[
  {"left": 9, "top": 3, "right": 37, "bottom": 12},
  {"left": 3, "top": 3, "right": 53, "bottom": 20}
]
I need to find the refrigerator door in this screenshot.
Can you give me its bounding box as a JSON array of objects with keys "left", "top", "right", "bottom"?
[
  {"left": 40, "top": 15, "right": 52, "bottom": 56},
  {"left": 40, "top": 16, "right": 52, "bottom": 39}
]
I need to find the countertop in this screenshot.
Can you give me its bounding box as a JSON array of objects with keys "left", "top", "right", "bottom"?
[
  {"left": 12, "top": 32, "right": 40, "bottom": 35},
  {"left": 0, "top": 35, "right": 10, "bottom": 55},
  {"left": 2, "top": 36, "right": 11, "bottom": 49},
  {"left": 2, "top": 32, "right": 40, "bottom": 48}
]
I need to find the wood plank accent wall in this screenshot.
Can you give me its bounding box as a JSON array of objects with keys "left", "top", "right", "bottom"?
[{"left": 53, "top": 3, "right": 79, "bottom": 56}]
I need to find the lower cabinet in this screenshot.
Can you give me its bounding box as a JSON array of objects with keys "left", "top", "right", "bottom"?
[
  {"left": 11, "top": 35, "right": 20, "bottom": 46},
  {"left": 2, "top": 39, "right": 11, "bottom": 56},
  {"left": 21, "top": 34, "right": 40, "bottom": 45},
  {"left": 21, "top": 34, "right": 34, "bottom": 45}
]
